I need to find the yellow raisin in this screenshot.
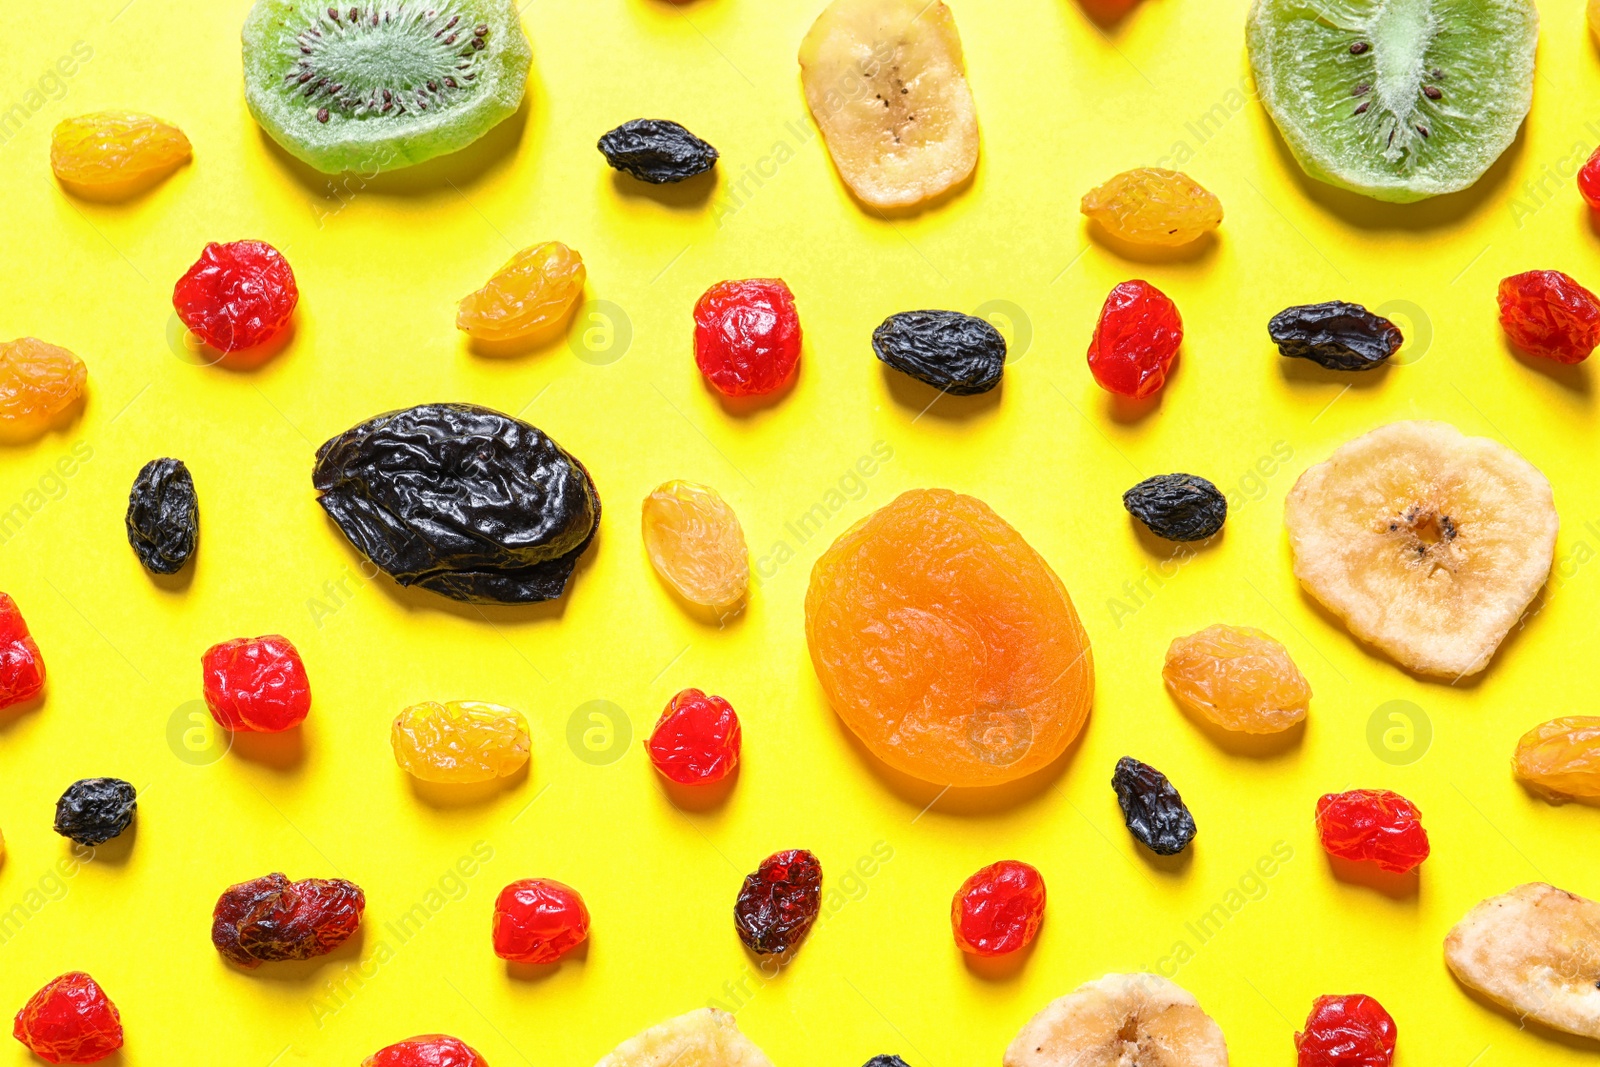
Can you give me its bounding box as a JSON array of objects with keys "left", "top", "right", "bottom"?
[
  {"left": 1163, "top": 624, "right": 1310, "bottom": 734},
  {"left": 1081, "top": 168, "right": 1224, "bottom": 247},
  {"left": 50, "top": 111, "right": 191, "bottom": 195},
  {"left": 0, "top": 339, "right": 87, "bottom": 425},
  {"left": 390, "top": 701, "right": 531, "bottom": 784},
  {"left": 1513, "top": 717, "right": 1600, "bottom": 802},
  {"left": 457, "top": 242, "right": 586, "bottom": 343},
  {"left": 641, "top": 480, "right": 749, "bottom": 616}
]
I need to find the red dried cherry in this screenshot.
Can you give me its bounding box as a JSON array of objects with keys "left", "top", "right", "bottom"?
[
  {"left": 173, "top": 240, "right": 298, "bottom": 352},
  {"left": 0, "top": 592, "right": 45, "bottom": 710},
  {"left": 12, "top": 972, "right": 123, "bottom": 1065},
  {"left": 951, "top": 859, "right": 1046, "bottom": 956},
  {"left": 693, "top": 279, "right": 801, "bottom": 396},
  {"left": 1087, "top": 280, "right": 1183, "bottom": 398},
  {"left": 1315, "top": 789, "right": 1430, "bottom": 874},
  {"left": 648, "top": 688, "right": 741, "bottom": 785},
  {"left": 1497, "top": 270, "right": 1600, "bottom": 364},
  {"left": 202, "top": 635, "right": 311, "bottom": 733},
  {"left": 364, "top": 1035, "right": 488, "bottom": 1067},
  {"left": 492, "top": 878, "right": 590, "bottom": 964},
  {"left": 1295, "top": 994, "right": 1396, "bottom": 1067},
  {"left": 734, "top": 848, "right": 822, "bottom": 955},
  {"left": 1580, "top": 146, "right": 1600, "bottom": 211}
]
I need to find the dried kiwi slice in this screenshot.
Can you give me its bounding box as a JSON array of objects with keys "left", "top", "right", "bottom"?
[
  {"left": 1247, "top": 0, "right": 1537, "bottom": 203},
  {"left": 242, "top": 0, "right": 531, "bottom": 174}
]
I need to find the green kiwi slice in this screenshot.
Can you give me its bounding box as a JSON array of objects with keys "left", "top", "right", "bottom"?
[
  {"left": 1247, "top": 0, "right": 1538, "bottom": 203},
  {"left": 242, "top": 1, "right": 531, "bottom": 174}
]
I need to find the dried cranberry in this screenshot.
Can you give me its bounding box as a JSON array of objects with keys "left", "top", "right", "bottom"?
[
  {"left": 211, "top": 873, "right": 365, "bottom": 967},
  {"left": 363, "top": 1035, "right": 488, "bottom": 1067},
  {"left": 1497, "top": 270, "right": 1600, "bottom": 364},
  {"left": 492, "top": 878, "right": 590, "bottom": 964},
  {"left": 1316, "top": 789, "right": 1430, "bottom": 874},
  {"left": 12, "top": 972, "right": 123, "bottom": 1065},
  {"left": 951, "top": 860, "right": 1046, "bottom": 956},
  {"left": 1087, "top": 280, "right": 1183, "bottom": 398},
  {"left": 647, "top": 689, "right": 741, "bottom": 785},
  {"left": 1296, "top": 994, "right": 1397, "bottom": 1067},
  {"left": 173, "top": 240, "right": 298, "bottom": 352},
  {"left": 0, "top": 593, "right": 45, "bottom": 710},
  {"left": 693, "top": 279, "right": 801, "bottom": 397},
  {"left": 1580, "top": 145, "right": 1600, "bottom": 211},
  {"left": 202, "top": 635, "right": 311, "bottom": 732},
  {"left": 734, "top": 848, "right": 822, "bottom": 954}
]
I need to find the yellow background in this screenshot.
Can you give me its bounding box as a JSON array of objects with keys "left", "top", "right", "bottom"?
[{"left": 0, "top": 0, "right": 1597, "bottom": 1063}]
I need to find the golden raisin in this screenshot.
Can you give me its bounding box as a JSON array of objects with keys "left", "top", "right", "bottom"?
[
  {"left": 641, "top": 480, "right": 750, "bottom": 616},
  {"left": 0, "top": 338, "right": 87, "bottom": 427},
  {"left": 390, "top": 701, "right": 531, "bottom": 784},
  {"left": 1163, "top": 624, "right": 1310, "bottom": 734},
  {"left": 1080, "top": 168, "right": 1223, "bottom": 247},
  {"left": 1513, "top": 717, "right": 1600, "bottom": 802},
  {"left": 457, "top": 242, "right": 586, "bottom": 343},
  {"left": 51, "top": 111, "right": 191, "bottom": 196}
]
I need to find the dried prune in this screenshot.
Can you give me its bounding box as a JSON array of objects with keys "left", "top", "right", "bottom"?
[
  {"left": 211, "top": 872, "right": 365, "bottom": 968},
  {"left": 53, "top": 779, "right": 135, "bottom": 847},
  {"left": 0, "top": 593, "right": 46, "bottom": 710},
  {"left": 734, "top": 849, "right": 822, "bottom": 955},
  {"left": 1123, "top": 474, "right": 1226, "bottom": 542},
  {"left": 872, "top": 310, "right": 1006, "bottom": 395},
  {"left": 1296, "top": 994, "right": 1396, "bottom": 1067},
  {"left": 202, "top": 635, "right": 311, "bottom": 733},
  {"left": 647, "top": 689, "right": 742, "bottom": 785},
  {"left": 1269, "top": 301, "right": 1403, "bottom": 371},
  {"left": 313, "top": 404, "right": 601, "bottom": 604},
  {"left": 1112, "top": 757, "right": 1195, "bottom": 856},
  {"left": 863, "top": 1058, "right": 912, "bottom": 1067},
  {"left": 951, "top": 860, "right": 1046, "bottom": 956},
  {"left": 492, "top": 878, "right": 590, "bottom": 963},
  {"left": 598, "top": 119, "right": 718, "bottom": 183},
  {"left": 12, "top": 972, "right": 123, "bottom": 1065},
  {"left": 1316, "top": 789, "right": 1429, "bottom": 873},
  {"left": 125, "top": 458, "right": 198, "bottom": 575},
  {"left": 365, "top": 1035, "right": 487, "bottom": 1067}
]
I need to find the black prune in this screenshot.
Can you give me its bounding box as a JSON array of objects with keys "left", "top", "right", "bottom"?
[
  {"left": 1123, "top": 473, "right": 1226, "bottom": 542},
  {"left": 1269, "top": 301, "right": 1403, "bottom": 371},
  {"left": 312, "top": 404, "right": 601, "bottom": 605},
  {"left": 54, "top": 778, "right": 137, "bottom": 846},
  {"left": 1111, "top": 757, "right": 1195, "bottom": 856},
  {"left": 863, "top": 1058, "right": 912, "bottom": 1067},
  {"left": 125, "top": 458, "right": 198, "bottom": 575},
  {"left": 597, "top": 119, "right": 718, "bottom": 184},
  {"left": 872, "top": 311, "right": 1006, "bottom": 396}
]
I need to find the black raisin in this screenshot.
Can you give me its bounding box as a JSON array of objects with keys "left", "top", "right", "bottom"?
[
  {"left": 1122, "top": 473, "right": 1226, "bottom": 542},
  {"left": 54, "top": 778, "right": 137, "bottom": 846},
  {"left": 863, "top": 1058, "right": 912, "bottom": 1067},
  {"left": 1111, "top": 757, "right": 1195, "bottom": 856},
  {"left": 1268, "top": 301, "right": 1403, "bottom": 371},
  {"left": 872, "top": 311, "right": 1006, "bottom": 396},
  {"left": 597, "top": 119, "right": 719, "bottom": 184},
  {"left": 125, "top": 458, "right": 199, "bottom": 575},
  {"left": 312, "top": 404, "right": 601, "bottom": 605}
]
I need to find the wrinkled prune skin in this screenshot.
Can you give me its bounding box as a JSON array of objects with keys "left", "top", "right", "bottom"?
[
  {"left": 212, "top": 873, "right": 365, "bottom": 968},
  {"left": 872, "top": 311, "right": 1006, "bottom": 395},
  {"left": 734, "top": 849, "right": 822, "bottom": 955},
  {"left": 598, "top": 119, "right": 718, "bottom": 184},
  {"left": 1269, "top": 301, "right": 1403, "bottom": 371},
  {"left": 1112, "top": 757, "right": 1196, "bottom": 855},
  {"left": 863, "top": 1058, "right": 912, "bottom": 1067},
  {"left": 53, "top": 778, "right": 136, "bottom": 846},
  {"left": 125, "top": 458, "right": 198, "bottom": 575},
  {"left": 313, "top": 404, "right": 601, "bottom": 604},
  {"left": 1123, "top": 473, "right": 1226, "bottom": 542}
]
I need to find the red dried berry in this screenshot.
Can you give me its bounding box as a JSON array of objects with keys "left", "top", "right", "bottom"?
[
  {"left": 1295, "top": 994, "right": 1397, "bottom": 1067},
  {"left": 734, "top": 848, "right": 822, "bottom": 955},
  {"left": 12, "top": 972, "right": 123, "bottom": 1065},
  {"left": 693, "top": 279, "right": 801, "bottom": 397},
  {"left": 1497, "top": 270, "right": 1600, "bottom": 364},
  {"left": 1087, "top": 280, "right": 1183, "bottom": 398},
  {"left": 648, "top": 688, "right": 742, "bottom": 785},
  {"left": 0, "top": 592, "right": 45, "bottom": 710},
  {"left": 1316, "top": 789, "right": 1430, "bottom": 874},
  {"left": 173, "top": 240, "right": 298, "bottom": 352},
  {"left": 364, "top": 1035, "right": 488, "bottom": 1067},
  {"left": 202, "top": 635, "right": 311, "bottom": 732},
  {"left": 211, "top": 872, "right": 365, "bottom": 967},
  {"left": 950, "top": 859, "right": 1046, "bottom": 956},
  {"left": 1580, "top": 146, "right": 1600, "bottom": 211},
  {"left": 492, "top": 878, "right": 590, "bottom": 964}
]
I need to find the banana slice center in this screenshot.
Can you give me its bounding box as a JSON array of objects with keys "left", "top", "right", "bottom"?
[{"left": 1385, "top": 503, "right": 1460, "bottom": 579}]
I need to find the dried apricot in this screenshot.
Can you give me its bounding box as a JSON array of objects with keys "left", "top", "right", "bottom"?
[
  {"left": 641, "top": 481, "right": 749, "bottom": 615},
  {"left": 1163, "top": 625, "right": 1310, "bottom": 734},
  {"left": 1081, "top": 168, "right": 1223, "bottom": 247},
  {"left": 457, "top": 242, "right": 586, "bottom": 343},
  {"left": 51, "top": 111, "right": 190, "bottom": 197},
  {"left": 0, "top": 339, "right": 86, "bottom": 428},
  {"left": 391, "top": 701, "right": 531, "bottom": 784},
  {"left": 1513, "top": 717, "right": 1600, "bottom": 802}
]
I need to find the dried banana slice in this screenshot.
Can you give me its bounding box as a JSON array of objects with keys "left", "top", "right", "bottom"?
[
  {"left": 594, "top": 1009, "right": 773, "bottom": 1067},
  {"left": 799, "top": 0, "right": 979, "bottom": 209},
  {"left": 1445, "top": 882, "right": 1600, "bottom": 1041},
  {"left": 1284, "top": 421, "right": 1556, "bottom": 678},
  {"left": 1004, "top": 973, "right": 1229, "bottom": 1067}
]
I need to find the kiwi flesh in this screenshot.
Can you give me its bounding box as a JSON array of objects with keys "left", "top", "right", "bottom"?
[
  {"left": 243, "top": 0, "right": 531, "bottom": 174},
  {"left": 1247, "top": 0, "right": 1537, "bottom": 203}
]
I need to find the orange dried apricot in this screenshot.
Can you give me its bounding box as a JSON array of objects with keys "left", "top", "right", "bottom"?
[{"left": 1163, "top": 624, "right": 1310, "bottom": 734}]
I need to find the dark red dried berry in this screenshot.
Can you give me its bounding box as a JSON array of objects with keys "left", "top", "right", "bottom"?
[
  {"left": 1296, "top": 994, "right": 1396, "bottom": 1067},
  {"left": 1087, "top": 280, "right": 1183, "bottom": 398},
  {"left": 173, "top": 240, "right": 298, "bottom": 352},
  {"left": 211, "top": 872, "right": 365, "bottom": 967},
  {"left": 1316, "top": 789, "right": 1429, "bottom": 874},
  {"left": 733, "top": 848, "right": 822, "bottom": 955},
  {"left": 694, "top": 279, "right": 801, "bottom": 397},
  {"left": 1497, "top": 270, "right": 1600, "bottom": 364},
  {"left": 12, "top": 972, "right": 122, "bottom": 1065}
]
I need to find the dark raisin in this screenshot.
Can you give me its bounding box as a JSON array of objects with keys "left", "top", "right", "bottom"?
[
  {"left": 312, "top": 404, "right": 601, "bottom": 604},
  {"left": 733, "top": 848, "right": 822, "bottom": 955},
  {"left": 597, "top": 119, "right": 719, "bottom": 184},
  {"left": 125, "top": 458, "right": 199, "bottom": 575},
  {"left": 1268, "top": 301, "right": 1404, "bottom": 371},
  {"left": 1111, "top": 757, "right": 1196, "bottom": 856},
  {"left": 871, "top": 310, "right": 1006, "bottom": 395},
  {"left": 53, "top": 778, "right": 137, "bottom": 846},
  {"left": 1122, "top": 473, "right": 1226, "bottom": 542},
  {"left": 211, "top": 873, "right": 366, "bottom": 968},
  {"left": 863, "top": 1058, "right": 912, "bottom": 1067}
]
